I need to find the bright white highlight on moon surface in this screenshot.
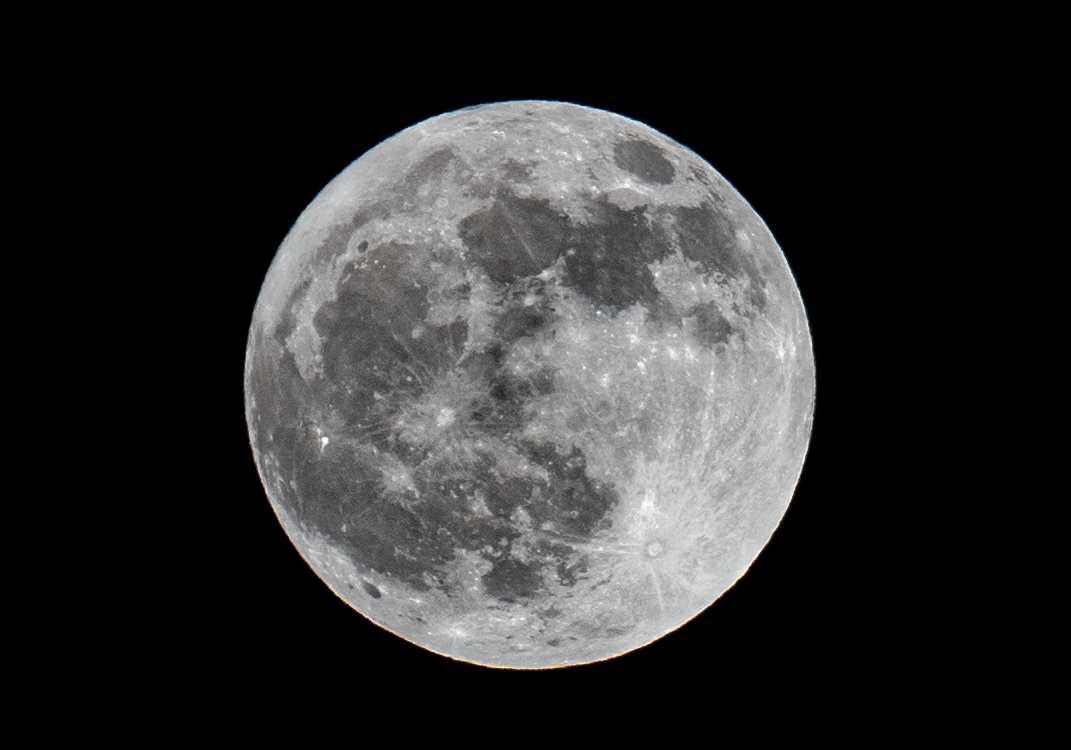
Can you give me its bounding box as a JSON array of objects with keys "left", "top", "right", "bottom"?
[{"left": 245, "top": 101, "right": 814, "bottom": 669}]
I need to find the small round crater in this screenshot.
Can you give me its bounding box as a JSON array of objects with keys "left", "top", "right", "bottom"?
[
  {"left": 646, "top": 541, "right": 665, "bottom": 558},
  {"left": 362, "top": 581, "right": 382, "bottom": 599}
]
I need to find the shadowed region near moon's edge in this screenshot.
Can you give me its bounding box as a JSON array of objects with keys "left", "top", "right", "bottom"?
[
  {"left": 245, "top": 101, "right": 814, "bottom": 669},
  {"left": 613, "top": 139, "right": 676, "bottom": 185}
]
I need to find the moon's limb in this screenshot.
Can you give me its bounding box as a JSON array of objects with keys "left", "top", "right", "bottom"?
[{"left": 245, "top": 101, "right": 814, "bottom": 668}]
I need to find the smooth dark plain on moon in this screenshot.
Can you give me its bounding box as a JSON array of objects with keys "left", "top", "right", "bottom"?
[{"left": 244, "top": 101, "right": 815, "bottom": 669}]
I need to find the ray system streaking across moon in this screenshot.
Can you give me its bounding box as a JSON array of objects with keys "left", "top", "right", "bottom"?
[{"left": 244, "top": 101, "right": 815, "bottom": 668}]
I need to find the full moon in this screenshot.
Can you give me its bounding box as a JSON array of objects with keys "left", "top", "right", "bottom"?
[{"left": 244, "top": 101, "right": 814, "bottom": 668}]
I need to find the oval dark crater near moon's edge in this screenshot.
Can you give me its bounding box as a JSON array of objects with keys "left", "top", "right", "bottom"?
[{"left": 245, "top": 101, "right": 814, "bottom": 669}]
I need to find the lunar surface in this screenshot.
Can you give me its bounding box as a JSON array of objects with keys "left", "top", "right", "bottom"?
[{"left": 244, "top": 101, "right": 814, "bottom": 668}]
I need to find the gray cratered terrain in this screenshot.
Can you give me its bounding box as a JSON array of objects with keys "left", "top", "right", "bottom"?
[{"left": 245, "top": 101, "right": 814, "bottom": 668}]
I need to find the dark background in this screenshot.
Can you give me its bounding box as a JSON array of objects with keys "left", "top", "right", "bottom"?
[{"left": 81, "top": 27, "right": 1032, "bottom": 729}]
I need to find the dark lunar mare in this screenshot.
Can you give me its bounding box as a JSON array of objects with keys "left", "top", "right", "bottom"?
[
  {"left": 689, "top": 302, "right": 735, "bottom": 346},
  {"left": 458, "top": 185, "right": 764, "bottom": 319},
  {"left": 612, "top": 139, "right": 676, "bottom": 185},
  {"left": 251, "top": 164, "right": 770, "bottom": 603},
  {"left": 457, "top": 189, "right": 569, "bottom": 284},
  {"left": 252, "top": 242, "right": 621, "bottom": 600}
]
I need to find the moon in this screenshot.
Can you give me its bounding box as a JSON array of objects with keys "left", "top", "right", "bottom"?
[{"left": 244, "top": 101, "right": 814, "bottom": 668}]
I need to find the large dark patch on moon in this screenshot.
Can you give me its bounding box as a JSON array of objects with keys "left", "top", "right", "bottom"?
[
  {"left": 245, "top": 101, "right": 814, "bottom": 669},
  {"left": 261, "top": 233, "right": 622, "bottom": 597},
  {"left": 458, "top": 186, "right": 761, "bottom": 317},
  {"left": 458, "top": 190, "right": 568, "bottom": 283},
  {"left": 614, "top": 139, "right": 676, "bottom": 185}
]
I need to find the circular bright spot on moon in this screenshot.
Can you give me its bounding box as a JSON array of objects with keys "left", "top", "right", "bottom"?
[{"left": 646, "top": 541, "right": 665, "bottom": 558}]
